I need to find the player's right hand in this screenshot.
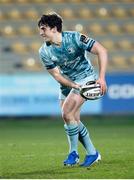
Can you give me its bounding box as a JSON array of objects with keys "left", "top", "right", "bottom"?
[{"left": 73, "top": 83, "right": 82, "bottom": 90}]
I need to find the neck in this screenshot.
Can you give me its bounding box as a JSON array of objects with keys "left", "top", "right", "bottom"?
[{"left": 51, "top": 32, "right": 62, "bottom": 46}]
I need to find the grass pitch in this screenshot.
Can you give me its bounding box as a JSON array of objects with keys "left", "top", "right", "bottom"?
[{"left": 0, "top": 116, "right": 134, "bottom": 179}]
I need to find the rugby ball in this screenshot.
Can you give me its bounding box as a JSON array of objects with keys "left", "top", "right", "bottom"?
[{"left": 80, "top": 81, "right": 103, "bottom": 100}]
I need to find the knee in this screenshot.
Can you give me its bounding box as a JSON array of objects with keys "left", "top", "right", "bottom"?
[
  {"left": 75, "top": 113, "right": 80, "bottom": 122},
  {"left": 62, "top": 109, "right": 73, "bottom": 123}
]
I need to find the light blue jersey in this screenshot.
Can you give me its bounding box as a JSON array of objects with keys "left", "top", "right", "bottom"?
[{"left": 39, "top": 31, "right": 95, "bottom": 81}]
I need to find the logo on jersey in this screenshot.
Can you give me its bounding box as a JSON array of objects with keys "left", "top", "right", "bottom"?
[
  {"left": 67, "top": 47, "right": 75, "bottom": 54},
  {"left": 80, "top": 34, "right": 90, "bottom": 44}
]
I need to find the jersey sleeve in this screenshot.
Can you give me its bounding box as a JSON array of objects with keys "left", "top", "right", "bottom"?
[
  {"left": 75, "top": 32, "right": 96, "bottom": 52},
  {"left": 39, "top": 47, "right": 56, "bottom": 70}
]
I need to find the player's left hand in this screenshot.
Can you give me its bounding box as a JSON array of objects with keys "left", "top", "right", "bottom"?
[{"left": 96, "top": 78, "right": 107, "bottom": 95}]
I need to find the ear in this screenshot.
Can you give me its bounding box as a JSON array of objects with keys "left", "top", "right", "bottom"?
[{"left": 52, "top": 27, "right": 57, "bottom": 33}]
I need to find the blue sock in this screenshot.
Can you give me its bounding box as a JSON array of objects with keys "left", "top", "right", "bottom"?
[
  {"left": 64, "top": 123, "right": 79, "bottom": 154},
  {"left": 78, "top": 121, "right": 96, "bottom": 155}
]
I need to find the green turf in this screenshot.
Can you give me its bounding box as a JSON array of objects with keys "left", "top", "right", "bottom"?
[{"left": 0, "top": 116, "right": 134, "bottom": 179}]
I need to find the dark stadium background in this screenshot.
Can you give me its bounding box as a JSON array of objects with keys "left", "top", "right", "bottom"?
[{"left": 0, "top": 0, "right": 134, "bottom": 179}]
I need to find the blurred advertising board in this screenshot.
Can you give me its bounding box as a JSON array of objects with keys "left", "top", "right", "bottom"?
[
  {"left": 0, "top": 74, "right": 101, "bottom": 116},
  {"left": 0, "top": 74, "right": 60, "bottom": 116},
  {"left": 102, "top": 73, "right": 134, "bottom": 114}
]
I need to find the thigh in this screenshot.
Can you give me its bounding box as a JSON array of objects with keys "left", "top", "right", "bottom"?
[
  {"left": 60, "top": 99, "right": 81, "bottom": 122},
  {"left": 60, "top": 100, "right": 65, "bottom": 109},
  {"left": 62, "top": 91, "right": 85, "bottom": 115}
]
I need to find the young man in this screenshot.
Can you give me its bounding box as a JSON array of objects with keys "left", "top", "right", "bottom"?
[{"left": 38, "top": 12, "right": 107, "bottom": 167}]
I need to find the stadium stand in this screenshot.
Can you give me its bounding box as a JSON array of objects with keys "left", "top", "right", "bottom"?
[
  {"left": 117, "top": 39, "right": 133, "bottom": 50},
  {"left": 112, "top": 7, "right": 128, "bottom": 18},
  {"left": 88, "top": 23, "right": 105, "bottom": 35},
  {"left": 101, "top": 39, "right": 115, "bottom": 51},
  {"left": 106, "top": 23, "right": 121, "bottom": 34},
  {"left": 123, "top": 23, "right": 134, "bottom": 34},
  {"left": 18, "top": 25, "right": 35, "bottom": 36},
  {"left": 60, "top": 8, "right": 75, "bottom": 19},
  {"left": 0, "top": 0, "right": 134, "bottom": 73},
  {"left": 78, "top": 8, "right": 93, "bottom": 19},
  {"left": 8, "top": 9, "right": 22, "bottom": 20},
  {"left": 2, "top": 25, "right": 17, "bottom": 36}
]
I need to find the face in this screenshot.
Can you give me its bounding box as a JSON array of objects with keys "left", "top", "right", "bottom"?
[{"left": 39, "top": 25, "right": 54, "bottom": 42}]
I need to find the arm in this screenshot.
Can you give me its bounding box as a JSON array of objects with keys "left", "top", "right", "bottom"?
[
  {"left": 90, "top": 41, "right": 108, "bottom": 94},
  {"left": 48, "top": 67, "right": 80, "bottom": 89}
]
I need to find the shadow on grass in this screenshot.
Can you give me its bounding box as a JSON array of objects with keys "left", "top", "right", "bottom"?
[{"left": 3, "top": 166, "right": 80, "bottom": 179}]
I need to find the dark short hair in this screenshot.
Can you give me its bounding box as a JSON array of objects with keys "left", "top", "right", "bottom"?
[{"left": 38, "top": 12, "right": 63, "bottom": 32}]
